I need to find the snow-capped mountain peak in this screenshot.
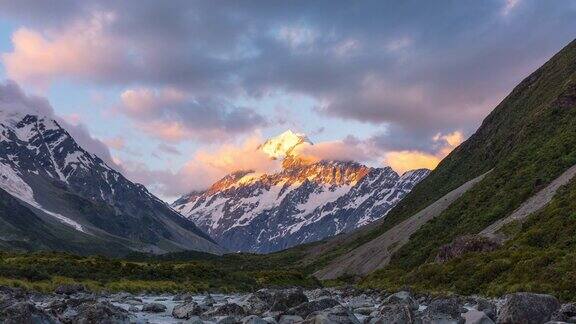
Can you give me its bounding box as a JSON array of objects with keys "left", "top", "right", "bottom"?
[
  {"left": 173, "top": 154, "right": 430, "bottom": 253},
  {"left": 259, "top": 130, "right": 312, "bottom": 159}
]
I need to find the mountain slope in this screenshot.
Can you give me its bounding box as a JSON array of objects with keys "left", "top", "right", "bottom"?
[
  {"left": 173, "top": 135, "right": 429, "bottom": 253},
  {"left": 0, "top": 110, "right": 224, "bottom": 256},
  {"left": 309, "top": 38, "right": 576, "bottom": 285}
]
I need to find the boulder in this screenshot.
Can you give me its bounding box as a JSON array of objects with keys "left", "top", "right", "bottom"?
[
  {"left": 463, "top": 309, "right": 495, "bottom": 324},
  {"left": 141, "top": 302, "right": 167, "bottom": 313},
  {"left": 54, "top": 284, "right": 87, "bottom": 295},
  {"left": 497, "top": 293, "right": 560, "bottom": 324},
  {"left": 218, "top": 316, "right": 241, "bottom": 324},
  {"left": 243, "top": 289, "right": 276, "bottom": 315},
  {"left": 435, "top": 235, "right": 499, "bottom": 263},
  {"left": 73, "top": 300, "right": 129, "bottom": 323},
  {"left": 185, "top": 316, "right": 205, "bottom": 324},
  {"left": 204, "top": 294, "right": 216, "bottom": 306},
  {"left": 422, "top": 298, "right": 465, "bottom": 324},
  {"left": 346, "top": 294, "right": 375, "bottom": 309},
  {"left": 0, "top": 301, "right": 56, "bottom": 324},
  {"left": 173, "top": 292, "right": 195, "bottom": 302},
  {"left": 270, "top": 288, "right": 308, "bottom": 312},
  {"left": 285, "top": 298, "right": 341, "bottom": 318},
  {"left": 476, "top": 298, "right": 497, "bottom": 321},
  {"left": 305, "top": 289, "right": 333, "bottom": 301},
  {"left": 278, "top": 315, "right": 305, "bottom": 323},
  {"left": 242, "top": 315, "right": 270, "bottom": 324},
  {"left": 352, "top": 307, "right": 377, "bottom": 316},
  {"left": 204, "top": 303, "right": 247, "bottom": 318},
  {"left": 370, "top": 303, "right": 418, "bottom": 324},
  {"left": 304, "top": 305, "right": 361, "bottom": 324},
  {"left": 262, "top": 316, "right": 278, "bottom": 323},
  {"left": 382, "top": 291, "right": 419, "bottom": 311},
  {"left": 551, "top": 303, "right": 576, "bottom": 323},
  {"left": 172, "top": 301, "right": 203, "bottom": 319}
]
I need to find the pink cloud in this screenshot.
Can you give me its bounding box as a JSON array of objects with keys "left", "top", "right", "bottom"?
[
  {"left": 120, "top": 134, "right": 281, "bottom": 197},
  {"left": 1, "top": 12, "right": 129, "bottom": 89},
  {"left": 292, "top": 137, "right": 374, "bottom": 164},
  {"left": 103, "top": 136, "right": 125, "bottom": 150},
  {"left": 384, "top": 131, "right": 464, "bottom": 174}
]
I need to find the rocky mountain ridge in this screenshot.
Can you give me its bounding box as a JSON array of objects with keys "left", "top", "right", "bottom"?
[
  {"left": 173, "top": 133, "right": 429, "bottom": 253},
  {"left": 0, "top": 110, "right": 223, "bottom": 255}
]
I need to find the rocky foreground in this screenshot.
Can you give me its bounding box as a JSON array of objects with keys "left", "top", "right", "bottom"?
[{"left": 0, "top": 285, "right": 575, "bottom": 324}]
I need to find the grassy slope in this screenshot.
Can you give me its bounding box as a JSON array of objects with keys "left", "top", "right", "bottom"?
[{"left": 360, "top": 178, "right": 576, "bottom": 301}]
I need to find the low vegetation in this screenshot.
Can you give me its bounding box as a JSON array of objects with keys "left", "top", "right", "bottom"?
[
  {"left": 0, "top": 249, "right": 319, "bottom": 293},
  {"left": 361, "top": 179, "right": 576, "bottom": 301}
]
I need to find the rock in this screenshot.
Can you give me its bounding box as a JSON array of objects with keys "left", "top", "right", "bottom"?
[
  {"left": 123, "top": 299, "right": 143, "bottom": 306},
  {"left": 476, "top": 298, "right": 497, "bottom": 321},
  {"left": 74, "top": 300, "right": 129, "bottom": 323},
  {"left": 422, "top": 298, "right": 465, "bottom": 324},
  {"left": 305, "top": 289, "right": 332, "bottom": 301},
  {"left": 185, "top": 315, "right": 205, "bottom": 324},
  {"left": 463, "top": 309, "right": 495, "bottom": 324},
  {"left": 142, "top": 302, "right": 168, "bottom": 313},
  {"left": 262, "top": 316, "right": 278, "bottom": 323},
  {"left": 346, "top": 294, "right": 375, "bottom": 309},
  {"left": 370, "top": 303, "right": 417, "bottom": 324},
  {"left": 497, "top": 292, "right": 560, "bottom": 324},
  {"left": 435, "top": 235, "right": 500, "bottom": 263},
  {"left": 111, "top": 292, "right": 133, "bottom": 300},
  {"left": 353, "top": 307, "right": 377, "bottom": 316},
  {"left": 270, "top": 288, "right": 309, "bottom": 312},
  {"left": 218, "top": 315, "right": 241, "bottom": 324},
  {"left": 0, "top": 301, "right": 56, "bottom": 324},
  {"left": 243, "top": 289, "right": 276, "bottom": 315},
  {"left": 285, "top": 298, "right": 341, "bottom": 318},
  {"left": 174, "top": 292, "right": 195, "bottom": 302},
  {"left": 242, "top": 315, "right": 269, "bottom": 324},
  {"left": 335, "top": 286, "right": 362, "bottom": 299},
  {"left": 552, "top": 303, "right": 576, "bottom": 322},
  {"left": 173, "top": 301, "right": 203, "bottom": 319},
  {"left": 204, "top": 303, "right": 247, "bottom": 318},
  {"left": 204, "top": 294, "right": 216, "bottom": 306},
  {"left": 382, "top": 291, "right": 419, "bottom": 311},
  {"left": 54, "top": 284, "right": 87, "bottom": 295},
  {"left": 278, "top": 315, "right": 305, "bottom": 324},
  {"left": 304, "top": 305, "right": 361, "bottom": 324}
]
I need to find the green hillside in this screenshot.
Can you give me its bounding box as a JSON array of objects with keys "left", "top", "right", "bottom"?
[{"left": 351, "top": 38, "right": 576, "bottom": 297}]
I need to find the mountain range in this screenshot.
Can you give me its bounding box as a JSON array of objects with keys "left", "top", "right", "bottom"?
[
  {"left": 0, "top": 110, "right": 223, "bottom": 256},
  {"left": 173, "top": 130, "right": 429, "bottom": 253}
]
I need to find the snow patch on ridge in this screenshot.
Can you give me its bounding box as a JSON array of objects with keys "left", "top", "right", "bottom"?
[{"left": 0, "top": 162, "right": 86, "bottom": 233}]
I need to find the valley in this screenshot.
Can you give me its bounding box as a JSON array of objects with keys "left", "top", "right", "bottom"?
[{"left": 0, "top": 2, "right": 574, "bottom": 323}]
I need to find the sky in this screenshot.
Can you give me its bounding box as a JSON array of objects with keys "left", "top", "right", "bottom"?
[{"left": 0, "top": 0, "right": 574, "bottom": 201}]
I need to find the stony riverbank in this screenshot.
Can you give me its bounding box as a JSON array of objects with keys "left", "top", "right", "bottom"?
[{"left": 0, "top": 284, "right": 574, "bottom": 323}]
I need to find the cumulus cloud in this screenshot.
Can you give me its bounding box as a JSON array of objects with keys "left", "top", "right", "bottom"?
[
  {"left": 292, "top": 135, "right": 375, "bottom": 164},
  {"left": 120, "top": 134, "right": 280, "bottom": 196},
  {"left": 0, "top": 80, "right": 120, "bottom": 169},
  {"left": 2, "top": 12, "right": 131, "bottom": 88},
  {"left": 1, "top": 1, "right": 572, "bottom": 146},
  {"left": 117, "top": 87, "right": 266, "bottom": 142},
  {"left": 384, "top": 131, "right": 464, "bottom": 174}
]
